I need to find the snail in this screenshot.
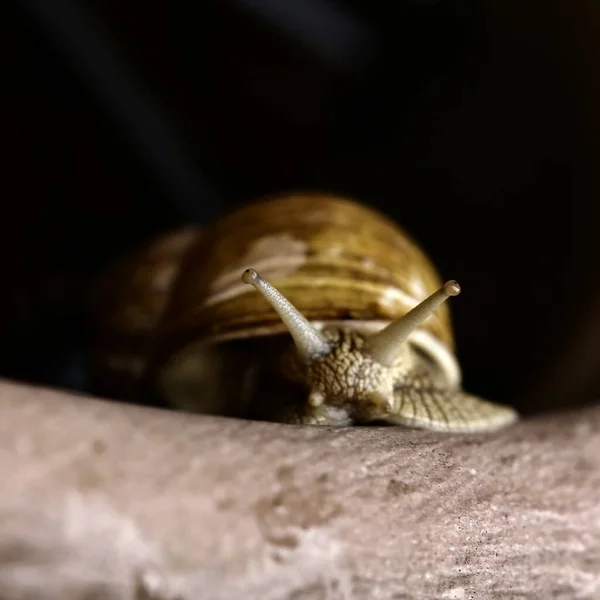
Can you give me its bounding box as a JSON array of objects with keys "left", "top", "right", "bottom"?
[{"left": 88, "top": 193, "right": 518, "bottom": 431}]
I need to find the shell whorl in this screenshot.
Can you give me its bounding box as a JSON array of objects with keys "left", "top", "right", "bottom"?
[{"left": 158, "top": 193, "right": 455, "bottom": 356}]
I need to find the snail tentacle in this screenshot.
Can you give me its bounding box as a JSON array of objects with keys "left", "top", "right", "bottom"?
[
  {"left": 364, "top": 281, "right": 461, "bottom": 367},
  {"left": 241, "top": 269, "right": 331, "bottom": 362}
]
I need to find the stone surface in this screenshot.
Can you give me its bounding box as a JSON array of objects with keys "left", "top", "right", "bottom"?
[{"left": 0, "top": 379, "right": 598, "bottom": 599}]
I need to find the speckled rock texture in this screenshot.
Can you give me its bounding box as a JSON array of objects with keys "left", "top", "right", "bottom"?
[{"left": 0, "top": 380, "right": 598, "bottom": 600}]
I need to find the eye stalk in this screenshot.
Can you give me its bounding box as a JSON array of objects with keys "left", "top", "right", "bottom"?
[
  {"left": 363, "top": 280, "right": 460, "bottom": 367},
  {"left": 241, "top": 269, "right": 331, "bottom": 362}
]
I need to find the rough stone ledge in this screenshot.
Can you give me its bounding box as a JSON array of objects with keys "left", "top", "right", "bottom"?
[{"left": 0, "top": 379, "right": 598, "bottom": 600}]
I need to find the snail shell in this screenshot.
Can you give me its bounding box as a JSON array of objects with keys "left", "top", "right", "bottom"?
[
  {"left": 87, "top": 226, "right": 200, "bottom": 400},
  {"left": 89, "top": 193, "right": 518, "bottom": 431}
]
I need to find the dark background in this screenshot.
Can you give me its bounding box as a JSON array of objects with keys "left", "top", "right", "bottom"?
[{"left": 2, "top": 0, "right": 599, "bottom": 416}]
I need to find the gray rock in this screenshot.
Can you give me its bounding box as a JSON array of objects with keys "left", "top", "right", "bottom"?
[{"left": 0, "top": 380, "right": 598, "bottom": 599}]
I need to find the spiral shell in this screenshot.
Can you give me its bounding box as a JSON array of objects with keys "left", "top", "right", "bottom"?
[
  {"left": 164, "top": 194, "right": 452, "bottom": 344},
  {"left": 89, "top": 193, "right": 465, "bottom": 417}
]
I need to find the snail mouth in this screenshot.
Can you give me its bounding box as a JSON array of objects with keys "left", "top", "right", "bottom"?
[
  {"left": 368, "top": 391, "right": 394, "bottom": 414},
  {"left": 327, "top": 393, "right": 392, "bottom": 423},
  {"left": 361, "top": 405, "right": 393, "bottom": 423}
]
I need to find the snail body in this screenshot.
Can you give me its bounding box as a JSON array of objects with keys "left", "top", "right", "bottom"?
[{"left": 89, "top": 193, "right": 517, "bottom": 431}]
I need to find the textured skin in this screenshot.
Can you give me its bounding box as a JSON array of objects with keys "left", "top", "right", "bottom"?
[
  {"left": 282, "top": 328, "right": 404, "bottom": 423},
  {"left": 0, "top": 380, "right": 598, "bottom": 600},
  {"left": 280, "top": 329, "right": 517, "bottom": 430},
  {"left": 390, "top": 373, "right": 520, "bottom": 432}
]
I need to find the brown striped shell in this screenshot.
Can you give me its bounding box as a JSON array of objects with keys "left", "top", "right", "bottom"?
[
  {"left": 162, "top": 194, "right": 453, "bottom": 341},
  {"left": 89, "top": 193, "right": 462, "bottom": 410}
]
